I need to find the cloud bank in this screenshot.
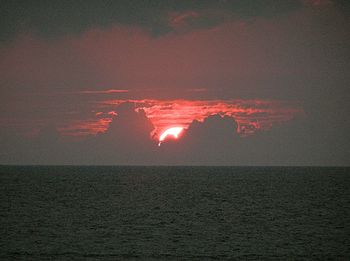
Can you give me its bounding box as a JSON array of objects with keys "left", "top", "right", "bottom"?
[
  {"left": 0, "top": 0, "right": 303, "bottom": 40},
  {"left": 0, "top": 102, "right": 348, "bottom": 166}
]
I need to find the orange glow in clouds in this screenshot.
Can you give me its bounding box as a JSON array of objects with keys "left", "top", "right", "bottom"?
[
  {"left": 59, "top": 99, "right": 303, "bottom": 138},
  {"left": 158, "top": 127, "right": 184, "bottom": 146}
]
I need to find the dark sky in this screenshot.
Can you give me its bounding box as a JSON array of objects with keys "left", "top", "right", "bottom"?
[{"left": 0, "top": 0, "right": 349, "bottom": 165}]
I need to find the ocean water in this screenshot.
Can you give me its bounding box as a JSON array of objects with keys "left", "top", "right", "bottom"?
[{"left": 0, "top": 166, "right": 349, "bottom": 260}]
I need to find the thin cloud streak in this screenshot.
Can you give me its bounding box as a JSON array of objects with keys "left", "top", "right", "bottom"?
[
  {"left": 185, "top": 88, "right": 208, "bottom": 92},
  {"left": 80, "top": 89, "right": 129, "bottom": 94}
]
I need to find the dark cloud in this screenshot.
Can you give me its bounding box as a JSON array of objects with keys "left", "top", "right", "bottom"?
[
  {"left": 180, "top": 114, "right": 239, "bottom": 147},
  {"left": 0, "top": 102, "right": 157, "bottom": 164},
  {"left": 333, "top": 0, "right": 350, "bottom": 14},
  {"left": 1, "top": 105, "right": 349, "bottom": 165},
  {"left": 160, "top": 112, "right": 350, "bottom": 166},
  {"left": 103, "top": 102, "right": 154, "bottom": 141},
  {"left": 0, "top": 123, "right": 68, "bottom": 164},
  {"left": 240, "top": 116, "right": 350, "bottom": 166},
  {"left": 159, "top": 114, "right": 241, "bottom": 165},
  {"left": 79, "top": 102, "right": 158, "bottom": 164},
  {"left": 0, "top": 0, "right": 303, "bottom": 40}
]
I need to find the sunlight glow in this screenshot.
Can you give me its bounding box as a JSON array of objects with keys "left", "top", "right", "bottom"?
[
  {"left": 60, "top": 99, "right": 303, "bottom": 138},
  {"left": 158, "top": 127, "right": 184, "bottom": 146}
]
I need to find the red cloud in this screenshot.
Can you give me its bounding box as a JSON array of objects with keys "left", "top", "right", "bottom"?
[{"left": 59, "top": 99, "right": 303, "bottom": 138}]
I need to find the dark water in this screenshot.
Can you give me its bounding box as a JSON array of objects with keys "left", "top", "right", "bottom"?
[{"left": 0, "top": 166, "right": 349, "bottom": 260}]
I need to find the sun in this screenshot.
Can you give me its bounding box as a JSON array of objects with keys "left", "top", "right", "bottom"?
[{"left": 158, "top": 126, "right": 184, "bottom": 146}]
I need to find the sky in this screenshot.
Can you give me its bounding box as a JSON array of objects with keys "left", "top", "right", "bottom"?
[{"left": 0, "top": 0, "right": 349, "bottom": 165}]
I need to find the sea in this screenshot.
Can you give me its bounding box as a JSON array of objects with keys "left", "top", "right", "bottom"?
[{"left": 0, "top": 166, "right": 349, "bottom": 260}]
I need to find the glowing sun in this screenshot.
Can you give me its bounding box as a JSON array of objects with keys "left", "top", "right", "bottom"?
[{"left": 158, "top": 127, "right": 184, "bottom": 146}]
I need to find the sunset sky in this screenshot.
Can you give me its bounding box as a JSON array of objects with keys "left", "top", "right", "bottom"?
[{"left": 0, "top": 0, "right": 349, "bottom": 165}]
